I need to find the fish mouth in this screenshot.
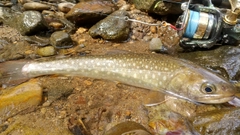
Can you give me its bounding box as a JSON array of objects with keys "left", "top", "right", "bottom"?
[{"left": 196, "top": 95, "right": 235, "bottom": 104}]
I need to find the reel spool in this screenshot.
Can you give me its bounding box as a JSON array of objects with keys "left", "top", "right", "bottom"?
[{"left": 183, "top": 10, "right": 215, "bottom": 39}]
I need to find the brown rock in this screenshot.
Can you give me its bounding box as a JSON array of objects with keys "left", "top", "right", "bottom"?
[
  {"left": 66, "top": 0, "right": 118, "bottom": 25},
  {"left": 0, "top": 79, "right": 42, "bottom": 123}
]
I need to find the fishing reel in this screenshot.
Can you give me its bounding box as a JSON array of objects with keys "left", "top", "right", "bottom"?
[{"left": 175, "top": 0, "right": 240, "bottom": 49}]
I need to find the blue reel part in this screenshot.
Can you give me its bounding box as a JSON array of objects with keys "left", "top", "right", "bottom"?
[{"left": 183, "top": 10, "right": 200, "bottom": 38}]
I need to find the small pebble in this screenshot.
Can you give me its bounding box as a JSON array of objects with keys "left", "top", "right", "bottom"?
[
  {"left": 76, "top": 27, "right": 88, "bottom": 34},
  {"left": 23, "top": 2, "right": 51, "bottom": 11},
  {"left": 149, "top": 38, "right": 163, "bottom": 51},
  {"left": 41, "top": 108, "right": 47, "bottom": 114},
  {"left": 50, "top": 31, "right": 74, "bottom": 49},
  {"left": 58, "top": 2, "right": 75, "bottom": 13},
  {"left": 84, "top": 80, "right": 93, "bottom": 86},
  {"left": 37, "top": 46, "right": 56, "bottom": 57}
]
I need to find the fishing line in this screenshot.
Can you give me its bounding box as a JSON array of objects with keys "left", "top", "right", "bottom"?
[{"left": 98, "top": 12, "right": 182, "bottom": 30}]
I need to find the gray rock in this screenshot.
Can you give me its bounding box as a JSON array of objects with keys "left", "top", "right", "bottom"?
[
  {"left": 50, "top": 31, "right": 74, "bottom": 49},
  {"left": 191, "top": 108, "right": 240, "bottom": 135},
  {"left": 178, "top": 46, "right": 240, "bottom": 82},
  {"left": 0, "top": 8, "right": 47, "bottom": 35},
  {"left": 17, "top": 11, "right": 47, "bottom": 35},
  {"left": 89, "top": 10, "right": 130, "bottom": 41}
]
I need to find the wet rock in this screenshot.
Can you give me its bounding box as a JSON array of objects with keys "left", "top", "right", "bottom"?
[
  {"left": 191, "top": 108, "right": 240, "bottom": 135},
  {"left": 129, "top": 0, "right": 182, "bottom": 15},
  {"left": 147, "top": 105, "right": 197, "bottom": 135},
  {"left": 65, "top": 0, "right": 118, "bottom": 25},
  {"left": 104, "top": 121, "right": 152, "bottom": 135},
  {"left": 149, "top": 38, "right": 163, "bottom": 51},
  {"left": 58, "top": 2, "right": 75, "bottom": 13},
  {"left": 178, "top": 46, "right": 240, "bottom": 82},
  {"left": 0, "top": 79, "right": 42, "bottom": 124},
  {"left": 89, "top": 10, "right": 130, "bottom": 41},
  {"left": 42, "top": 10, "right": 75, "bottom": 33},
  {"left": 37, "top": 46, "right": 56, "bottom": 57},
  {"left": 24, "top": 35, "right": 50, "bottom": 47},
  {"left": 23, "top": 2, "right": 51, "bottom": 11},
  {"left": 17, "top": 11, "right": 47, "bottom": 35},
  {"left": 50, "top": 31, "right": 74, "bottom": 49},
  {"left": 0, "top": 8, "right": 47, "bottom": 35}
]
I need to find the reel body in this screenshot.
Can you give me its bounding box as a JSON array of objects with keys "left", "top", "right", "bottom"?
[{"left": 176, "top": 0, "right": 240, "bottom": 49}]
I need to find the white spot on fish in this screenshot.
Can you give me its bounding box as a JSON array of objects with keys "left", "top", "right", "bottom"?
[
  {"left": 145, "top": 74, "right": 148, "bottom": 79},
  {"left": 133, "top": 73, "right": 137, "bottom": 78},
  {"left": 145, "top": 65, "right": 148, "bottom": 69},
  {"left": 152, "top": 74, "right": 156, "bottom": 79},
  {"left": 164, "top": 68, "right": 168, "bottom": 71},
  {"left": 163, "top": 76, "right": 166, "bottom": 81},
  {"left": 94, "top": 70, "right": 99, "bottom": 74},
  {"left": 97, "top": 62, "right": 100, "bottom": 66},
  {"left": 159, "top": 81, "right": 162, "bottom": 85}
]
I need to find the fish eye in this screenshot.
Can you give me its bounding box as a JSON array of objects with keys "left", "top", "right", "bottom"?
[{"left": 201, "top": 83, "right": 216, "bottom": 94}]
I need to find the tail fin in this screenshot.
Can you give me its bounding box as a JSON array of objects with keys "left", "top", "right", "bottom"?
[{"left": 0, "top": 60, "right": 30, "bottom": 86}]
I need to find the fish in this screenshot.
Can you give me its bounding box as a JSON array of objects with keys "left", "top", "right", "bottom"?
[{"left": 0, "top": 53, "right": 237, "bottom": 104}]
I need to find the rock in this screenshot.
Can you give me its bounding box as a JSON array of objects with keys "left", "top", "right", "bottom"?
[
  {"left": 58, "top": 2, "right": 75, "bottom": 13},
  {"left": 24, "top": 35, "right": 50, "bottom": 47},
  {"left": 17, "top": 11, "right": 47, "bottom": 35},
  {"left": 178, "top": 46, "right": 240, "bottom": 82},
  {"left": 89, "top": 10, "right": 130, "bottom": 41},
  {"left": 23, "top": 2, "right": 51, "bottom": 11},
  {"left": 191, "top": 108, "right": 240, "bottom": 135},
  {"left": 65, "top": 0, "right": 118, "bottom": 25},
  {"left": 147, "top": 105, "right": 197, "bottom": 135},
  {"left": 0, "top": 8, "right": 47, "bottom": 35},
  {"left": 50, "top": 31, "right": 74, "bottom": 49},
  {"left": 37, "top": 46, "right": 56, "bottom": 57},
  {"left": 42, "top": 10, "right": 75, "bottom": 33},
  {"left": 149, "top": 38, "right": 163, "bottom": 51},
  {"left": 0, "top": 79, "right": 42, "bottom": 123},
  {"left": 129, "top": 0, "right": 182, "bottom": 15},
  {"left": 104, "top": 121, "right": 152, "bottom": 135}
]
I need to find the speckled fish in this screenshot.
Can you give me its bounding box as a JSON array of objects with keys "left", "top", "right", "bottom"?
[{"left": 0, "top": 53, "right": 237, "bottom": 104}]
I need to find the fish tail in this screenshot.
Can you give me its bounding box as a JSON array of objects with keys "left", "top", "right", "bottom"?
[{"left": 0, "top": 60, "right": 30, "bottom": 86}]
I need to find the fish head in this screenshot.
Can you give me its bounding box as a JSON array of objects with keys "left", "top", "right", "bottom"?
[{"left": 166, "top": 68, "right": 237, "bottom": 104}]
